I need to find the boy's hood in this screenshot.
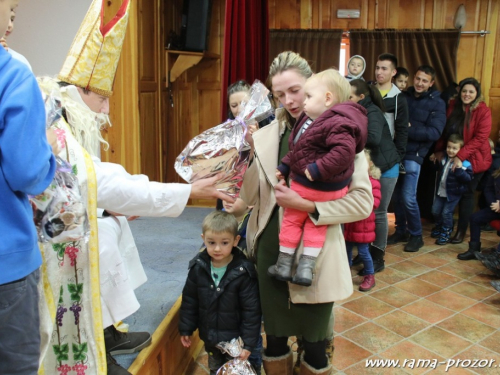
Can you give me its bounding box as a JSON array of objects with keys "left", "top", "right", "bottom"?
[{"left": 347, "top": 55, "right": 366, "bottom": 79}]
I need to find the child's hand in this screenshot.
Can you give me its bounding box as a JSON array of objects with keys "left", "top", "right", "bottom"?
[
  {"left": 180, "top": 335, "right": 192, "bottom": 348},
  {"left": 0, "top": 38, "right": 8, "bottom": 51},
  {"left": 305, "top": 169, "right": 314, "bottom": 181},
  {"left": 276, "top": 170, "right": 284, "bottom": 180},
  {"left": 239, "top": 349, "right": 251, "bottom": 361},
  {"left": 491, "top": 200, "right": 500, "bottom": 213}
]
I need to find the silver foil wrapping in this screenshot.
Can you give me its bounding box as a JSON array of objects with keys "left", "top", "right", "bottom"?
[
  {"left": 216, "top": 337, "right": 257, "bottom": 375},
  {"left": 175, "top": 80, "right": 273, "bottom": 198}
]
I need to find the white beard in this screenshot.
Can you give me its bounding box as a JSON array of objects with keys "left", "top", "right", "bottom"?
[{"left": 37, "top": 77, "right": 111, "bottom": 157}]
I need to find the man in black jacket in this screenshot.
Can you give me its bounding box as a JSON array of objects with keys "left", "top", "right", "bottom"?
[
  {"left": 388, "top": 65, "right": 446, "bottom": 252},
  {"left": 179, "top": 211, "right": 261, "bottom": 375}
]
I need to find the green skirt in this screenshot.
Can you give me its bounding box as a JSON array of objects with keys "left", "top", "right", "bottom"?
[{"left": 256, "top": 206, "right": 333, "bottom": 343}]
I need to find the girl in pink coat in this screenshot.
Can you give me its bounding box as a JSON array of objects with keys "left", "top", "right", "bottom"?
[{"left": 345, "top": 150, "right": 381, "bottom": 291}]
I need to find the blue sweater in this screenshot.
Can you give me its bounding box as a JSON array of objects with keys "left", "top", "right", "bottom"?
[{"left": 0, "top": 48, "right": 56, "bottom": 284}]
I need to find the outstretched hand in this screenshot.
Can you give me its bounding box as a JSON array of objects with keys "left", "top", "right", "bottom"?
[
  {"left": 190, "top": 173, "right": 235, "bottom": 203},
  {"left": 274, "top": 180, "right": 315, "bottom": 213}
]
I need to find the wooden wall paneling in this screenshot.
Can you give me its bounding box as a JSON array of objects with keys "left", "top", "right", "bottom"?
[
  {"left": 300, "top": 0, "right": 312, "bottom": 28},
  {"left": 424, "top": 0, "right": 435, "bottom": 29},
  {"left": 102, "top": 0, "right": 141, "bottom": 174},
  {"left": 139, "top": 92, "right": 159, "bottom": 180},
  {"left": 138, "top": 0, "right": 161, "bottom": 181},
  {"left": 485, "top": 0, "right": 500, "bottom": 139},
  {"left": 273, "top": 0, "right": 300, "bottom": 28}
]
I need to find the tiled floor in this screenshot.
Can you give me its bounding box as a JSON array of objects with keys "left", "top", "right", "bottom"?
[{"left": 186, "top": 216, "right": 500, "bottom": 374}]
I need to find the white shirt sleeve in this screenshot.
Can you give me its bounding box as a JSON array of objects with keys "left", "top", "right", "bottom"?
[{"left": 93, "top": 157, "right": 191, "bottom": 217}]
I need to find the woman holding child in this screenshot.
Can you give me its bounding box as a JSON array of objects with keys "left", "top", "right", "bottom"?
[
  {"left": 240, "top": 51, "right": 373, "bottom": 374},
  {"left": 431, "top": 78, "right": 492, "bottom": 252}
]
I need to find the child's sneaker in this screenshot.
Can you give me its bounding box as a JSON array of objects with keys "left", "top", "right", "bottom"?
[
  {"left": 431, "top": 225, "right": 442, "bottom": 238},
  {"left": 359, "top": 274, "right": 375, "bottom": 291},
  {"left": 399, "top": 162, "right": 406, "bottom": 174}
]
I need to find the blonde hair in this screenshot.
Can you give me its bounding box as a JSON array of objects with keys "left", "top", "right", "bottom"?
[
  {"left": 365, "top": 149, "right": 381, "bottom": 180},
  {"left": 312, "top": 69, "right": 351, "bottom": 103},
  {"left": 268, "top": 51, "right": 313, "bottom": 125},
  {"left": 202, "top": 211, "right": 238, "bottom": 237}
]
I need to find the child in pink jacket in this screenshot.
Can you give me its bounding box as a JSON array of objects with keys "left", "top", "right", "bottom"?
[{"left": 345, "top": 150, "right": 381, "bottom": 291}]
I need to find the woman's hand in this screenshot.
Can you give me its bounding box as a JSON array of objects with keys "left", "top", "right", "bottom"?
[
  {"left": 239, "top": 349, "right": 251, "bottom": 361},
  {"left": 247, "top": 120, "right": 259, "bottom": 135},
  {"left": 452, "top": 157, "right": 463, "bottom": 171},
  {"left": 274, "top": 180, "right": 315, "bottom": 213},
  {"left": 434, "top": 151, "right": 445, "bottom": 163},
  {"left": 491, "top": 200, "right": 500, "bottom": 213},
  {"left": 180, "top": 335, "right": 192, "bottom": 348}
]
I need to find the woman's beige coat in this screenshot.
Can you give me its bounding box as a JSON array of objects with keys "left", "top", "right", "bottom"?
[{"left": 240, "top": 109, "right": 373, "bottom": 304}]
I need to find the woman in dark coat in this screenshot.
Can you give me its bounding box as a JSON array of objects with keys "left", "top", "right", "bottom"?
[{"left": 349, "top": 79, "right": 401, "bottom": 274}]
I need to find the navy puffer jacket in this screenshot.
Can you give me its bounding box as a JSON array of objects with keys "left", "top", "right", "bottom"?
[
  {"left": 404, "top": 87, "right": 447, "bottom": 164},
  {"left": 179, "top": 248, "right": 261, "bottom": 351},
  {"left": 436, "top": 157, "right": 473, "bottom": 201}
]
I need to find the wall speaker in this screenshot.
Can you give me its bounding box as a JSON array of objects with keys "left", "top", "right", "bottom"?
[{"left": 180, "top": 0, "right": 213, "bottom": 52}]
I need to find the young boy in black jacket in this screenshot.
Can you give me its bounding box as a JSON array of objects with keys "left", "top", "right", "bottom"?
[{"left": 179, "top": 211, "right": 261, "bottom": 375}]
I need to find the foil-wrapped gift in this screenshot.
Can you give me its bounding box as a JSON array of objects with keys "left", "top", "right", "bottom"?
[
  {"left": 216, "top": 337, "right": 256, "bottom": 375},
  {"left": 174, "top": 80, "right": 273, "bottom": 198}
]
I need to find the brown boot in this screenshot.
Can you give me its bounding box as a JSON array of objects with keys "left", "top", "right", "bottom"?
[
  {"left": 262, "top": 347, "right": 293, "bottom": 375},
  {"left": 299, "top": 353, "right": 332, "bottom": 375}
]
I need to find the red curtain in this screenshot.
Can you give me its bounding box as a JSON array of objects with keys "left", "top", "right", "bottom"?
[{"left": 221, "top": 0, "right": 269, "bottom": 121}]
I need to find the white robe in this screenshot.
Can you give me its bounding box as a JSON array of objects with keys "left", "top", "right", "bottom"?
[{"left": 93, "top": 158, "right": 191, "bottom": 327}]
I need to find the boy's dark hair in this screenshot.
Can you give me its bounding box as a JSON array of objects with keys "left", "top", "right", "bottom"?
[
  {"left": 377, "top": 53, "right": 398, "bottom": 69},
  {"left": 416, "top": 65, "right": 436, "bottom": 80},
  {"left": 350, "top": 79, "right": 386, "bottom": 112},
  {"left": 448, "top": 133, "right": 464, "bottom": 147},
  {"left": 394, "top": 67, "right": 409, "bottom": 79},
  {"left": 202, "top": 211, "right": 238, "bottom": 237}
]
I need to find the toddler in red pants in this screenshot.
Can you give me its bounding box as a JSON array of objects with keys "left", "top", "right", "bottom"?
[{"left": 269, "top": 69, "right": 367, "bottom": 286}]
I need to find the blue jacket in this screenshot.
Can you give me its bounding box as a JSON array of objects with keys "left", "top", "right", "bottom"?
[
  {"left": 0, "top": 49, "right": 56, "bottom": 284},
  {"left": 404, "top": 87, "right": 446, "bottom": 165},
  {"left": 437, "top": 157, "right": 473, "bottom": 201}
]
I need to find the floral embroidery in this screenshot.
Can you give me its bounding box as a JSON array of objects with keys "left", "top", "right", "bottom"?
[
  {"left": 53, "top": 343, "right": 69, "bottom": 362},
  {"left": 72, "top": 363, "right": 88, "bottom": 375},
  {"left": 72, "top": 342, "right": 88, "bottom": 362},
  {"left": 65, "top": 246, "right": 79, "bottom": 266},
  {"left": 70, "top": 303, "right": 82, "bottom": 325},
  {"left": 57, "top": 364, "right": 71, "bottom": 375}
]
